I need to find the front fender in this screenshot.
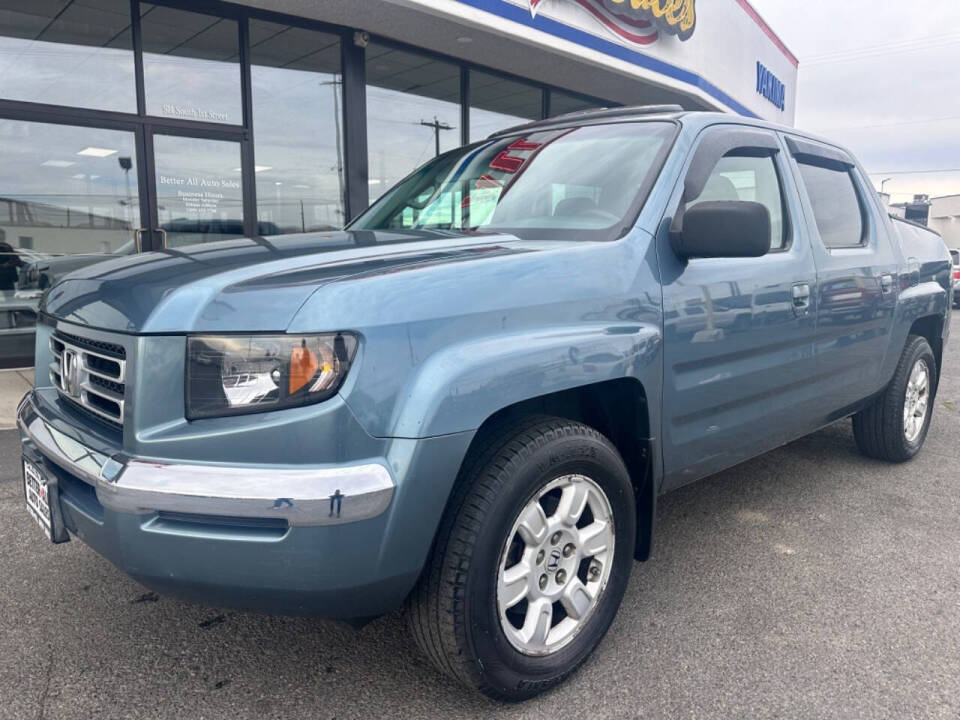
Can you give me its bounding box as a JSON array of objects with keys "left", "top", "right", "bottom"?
[{"left": 385, "top": 323, "right": 662, "bottom": 438}]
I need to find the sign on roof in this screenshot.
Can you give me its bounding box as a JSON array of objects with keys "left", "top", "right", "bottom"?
[{"left": 528, "top": 0, "right": 696, "bottom": 43}]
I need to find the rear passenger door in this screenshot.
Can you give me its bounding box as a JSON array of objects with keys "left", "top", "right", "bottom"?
[
  {"left": 784, "top": 136, "right": 900, "bottom": 411},
  {"left": 658, "top": 126, "right": 820, "bottom": 490}
]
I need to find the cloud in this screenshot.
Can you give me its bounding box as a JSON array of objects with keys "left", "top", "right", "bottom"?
[{"left": 749, "top": 0, "right": 960, "bottom": 201}]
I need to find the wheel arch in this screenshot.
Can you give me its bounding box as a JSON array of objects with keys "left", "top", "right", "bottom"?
[
  {"left": 907, "top": 314, "right": 945, "bottom": 392},
  {"left": 448, "top": 378, "right": 657, "bottom": 562}
]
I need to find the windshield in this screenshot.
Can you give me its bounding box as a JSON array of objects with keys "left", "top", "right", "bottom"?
[{"left": 350, "top": 121, "right": 675, "bottom": 240}]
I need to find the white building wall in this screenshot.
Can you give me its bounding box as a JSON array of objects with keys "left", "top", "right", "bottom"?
[
  {"left": 930, "top": 195, "right": 960, "bottom": 247},
  {"left": 431, "top": 0, "right": 799, "bottom": 123}
]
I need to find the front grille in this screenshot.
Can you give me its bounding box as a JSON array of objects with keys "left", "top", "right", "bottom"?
[
  {"left": 54, "top": 330, "right": 125, "bottom": 359},
  {"left": 50, "top": 331, "right": 126, "bottom": 427}
]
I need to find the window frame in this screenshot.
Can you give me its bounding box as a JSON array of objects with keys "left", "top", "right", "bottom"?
[{"left": 785, "top": 134, "right": 871, "bottom": 252}]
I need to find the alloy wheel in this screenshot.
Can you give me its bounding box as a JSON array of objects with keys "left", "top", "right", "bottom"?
[{"left": 496, "top": 474, "right": 615, "bottom": 656}]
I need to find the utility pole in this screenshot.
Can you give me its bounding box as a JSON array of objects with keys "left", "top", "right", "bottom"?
[
  {"left": 420, "top": 116, "right": 454, "bottom": 157},
  {"left": 320, "top": 78, "right": 345, "bottom": 225}
]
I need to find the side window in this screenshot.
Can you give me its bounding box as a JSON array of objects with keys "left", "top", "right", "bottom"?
[
  {"left": 688, "top": 153, "right": 787, "bottom": 250},
  {"left": 796, "top": 161, "right": 865, "bottom": 249}
]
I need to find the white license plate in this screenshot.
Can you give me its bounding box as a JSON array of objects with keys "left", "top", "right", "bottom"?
[{"left": 23, "top": 459, "right": 53, "bottom": 540}]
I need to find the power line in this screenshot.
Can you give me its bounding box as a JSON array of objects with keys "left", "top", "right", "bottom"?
[
  {"left": 866, "top": 169, "right": 960, "bottom": 176},
  {"left": 802, "top": 32, "right": 960, "bottom": 66},
  {"left": 815, "top": 114, "right": 960, "bottom": 132},
  {"left": 802, "top": 31, "right": 960, "bottom": 61}
]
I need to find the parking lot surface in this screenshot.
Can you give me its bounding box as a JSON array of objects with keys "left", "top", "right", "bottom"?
[{"left": 2, "top": 314, "right": 959, "bottom": 719}]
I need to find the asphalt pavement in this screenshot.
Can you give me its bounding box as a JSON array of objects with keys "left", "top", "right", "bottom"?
[{"left": 2, "top": 314, "right": 959, "bottom": 719}]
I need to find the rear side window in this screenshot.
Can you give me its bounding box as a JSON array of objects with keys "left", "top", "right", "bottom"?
[
  {"left": 688, "top": 154, "right": 788, "bottom": 250},
  {"left": 951, "top": 250, "right": 959, "bottom": 265},
  {"left": 796, "top": 162, "right": 865, "bottom": 248}
]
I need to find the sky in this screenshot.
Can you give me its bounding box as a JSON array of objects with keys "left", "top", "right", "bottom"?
[{"left": 749, "top": 0, "right": 960, "bottom": 203}]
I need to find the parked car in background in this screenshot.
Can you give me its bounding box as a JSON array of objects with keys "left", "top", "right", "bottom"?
[
  {"left": 18, "top": 107, "right": 952, "bottom": 701},
  {"left": 17, "top": 221, "right": 284, "bottom": 293},
  {"left": 0, "top": 292, "right": 38, "bottom": 368},
  {"left": 17, "top": 240, "right": 136, "bottom": 293},
  {"left": 950, "top": 248, "right": 959, "bottom": 307}
]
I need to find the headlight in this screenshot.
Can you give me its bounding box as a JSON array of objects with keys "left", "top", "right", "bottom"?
[{"left": 186, "top": 333, "right": 358, "bottom": 419}]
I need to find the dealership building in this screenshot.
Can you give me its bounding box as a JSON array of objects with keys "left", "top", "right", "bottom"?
[{"left": 0, "top": 0, "right": 797, "bottom": 262}]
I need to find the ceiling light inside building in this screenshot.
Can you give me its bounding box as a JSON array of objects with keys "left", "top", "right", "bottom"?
[
  {"left": 77, "top": 147, "right": 118, "bottom": 157},
  {"left": 42, "top": 160, "right": 74, "bottom": 167}
]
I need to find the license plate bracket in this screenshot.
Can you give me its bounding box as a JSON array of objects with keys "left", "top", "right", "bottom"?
[{"left": 23, "top": 457, "right": 70, "bottom": 544}]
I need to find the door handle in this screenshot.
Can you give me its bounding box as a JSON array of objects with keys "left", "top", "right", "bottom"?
[
  {"left": 880, "top": 273, "right": 894, "bottom": 294},
  {"left": 792, "top": 282, "right": 811, "bottom": 316}
]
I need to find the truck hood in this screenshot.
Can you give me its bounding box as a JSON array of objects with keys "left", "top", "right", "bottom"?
[{"left": 41, "top": 230, "right": 535, "bottom": 333}]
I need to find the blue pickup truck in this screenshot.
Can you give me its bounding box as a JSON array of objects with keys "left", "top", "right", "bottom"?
[{"left": 18, "top": 107, "right": 951, "bottom": 700}]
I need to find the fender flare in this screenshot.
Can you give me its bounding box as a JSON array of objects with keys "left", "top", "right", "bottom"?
[{"left": 386, "top": 323, "right": 662, "bottom": 439}]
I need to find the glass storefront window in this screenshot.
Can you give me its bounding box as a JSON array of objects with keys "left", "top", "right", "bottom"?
[
  {"left": 549, "top": 90, "right": 608, "bottom": 117},
  {"left": 250, "top": 21, "right": 344, "bottom": 233},
  {"left": 0, "top": 0, "right": 136, "bottom": 112},
  {"left": 0, "top": 119, "right": 140, "bottom": 258},
  {"left": 469, "top": 71, "right": 542, "bottom": 142},
  {"left": 141, "top": 4, "right": 241, "bottom": 125},
  {"left": 152, "top": 134, "right": 244, "bottom": 247},
  {"left": 366, "top": 43, "right": 460, "bottom": 202}
]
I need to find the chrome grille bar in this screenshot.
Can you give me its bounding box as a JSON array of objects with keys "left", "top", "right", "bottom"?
[{"left": 49, "top": 333, "right": 126, "bottom": 426}]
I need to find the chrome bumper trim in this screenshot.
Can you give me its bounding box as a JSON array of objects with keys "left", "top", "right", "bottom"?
[{"left": 17, "top": 392, "right": 394, "bottom": 527}]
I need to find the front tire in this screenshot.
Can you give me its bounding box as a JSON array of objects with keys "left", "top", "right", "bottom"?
[
  {"left": 407, "top": 417, "right": 635, "bottom": 701},
  {"left": 853, "top": 335, "right": 937, "bottom": 462}
]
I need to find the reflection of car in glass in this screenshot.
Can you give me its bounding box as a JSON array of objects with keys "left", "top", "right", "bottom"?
[
  {"left": 18, "top": 220, "right": 279, "bottom": 290},
  {"left": 0, "top": 247, "right": 46, "bottom": 291},
  {"left": 18, "top": 239, "right": 136, "bottom": 292},
  {"left": 18, "top": 108, "right": 953, "bottom": 701},
  {"left": 0, "top": 292, "right": 38, "bottom": 368},
  {"left": 18, "top": 221, "right": 285, "bottom": 291}
]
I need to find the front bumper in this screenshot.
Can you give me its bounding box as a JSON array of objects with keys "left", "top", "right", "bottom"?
[
  {"left": 18, "top": 390, "right": 473, "bottom": 618},
  {"left": 18, "top": 397, "right": 394, "bottom": 527}
]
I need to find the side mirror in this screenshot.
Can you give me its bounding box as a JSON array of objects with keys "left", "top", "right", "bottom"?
[{"left": 671, "top": 201, "right": 771, "bottom": 260}]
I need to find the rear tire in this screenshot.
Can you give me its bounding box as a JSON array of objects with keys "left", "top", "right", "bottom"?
[
  {"left": 853, "top": 335, "right": 936, "bottom": 462},
  {"left": 407, "top": 417, "right": 635, "bottom": 701}
]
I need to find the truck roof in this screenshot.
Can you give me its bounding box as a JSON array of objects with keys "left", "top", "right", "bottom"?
[{"left": 489, "top": 105, "right": 848, "bottom": 158}]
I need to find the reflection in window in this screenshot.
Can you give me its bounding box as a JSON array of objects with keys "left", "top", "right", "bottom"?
[
  {"left": 152, "top": 135, "right": 244, "bottom": 248},
  {"left": 0, "top": 0, "right": 135, "bottom": 112},
  {"left": 0, "top": 119, "right": 140, "bottom": 276},
  {"left": 469, "top": 71, "right": 542, "bottom": 142},
  {"left": 549, "top": 90, "right": 607, "bottom": 117},
  {"left": 690, "top": 154, "right": 787, "bottom": 249},
  {"left": 354, "top": 123, "right": 674, "bottom": 240},
  {"left": 366, "top": 43, "right": 460, "bottom": 202},
  {"left": 141, "top": 4, "right": 241, "bottom": 124},
  {"left": 250, "top": 21, "right": 344, "bottom": 233},
  {"left": 797, "top": 162, "right": 865, "bottom": 249}
]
